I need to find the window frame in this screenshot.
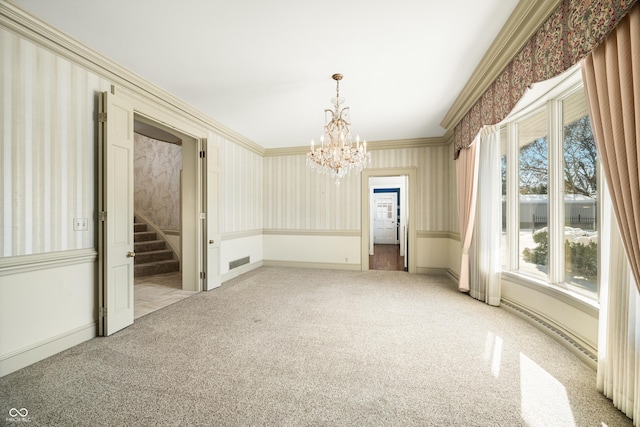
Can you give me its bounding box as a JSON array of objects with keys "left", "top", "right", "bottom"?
[{"left": 500, "top": 66, "right": 600, "bottom": 302}]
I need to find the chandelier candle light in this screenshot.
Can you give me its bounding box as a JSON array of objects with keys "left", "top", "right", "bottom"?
[{"left": 306, "top": 73, "right": 368, "bottom": 185}]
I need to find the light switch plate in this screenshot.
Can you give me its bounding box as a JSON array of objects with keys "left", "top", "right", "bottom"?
[{"left": 74, "top": 218, "right": 88, "bottom": 231}]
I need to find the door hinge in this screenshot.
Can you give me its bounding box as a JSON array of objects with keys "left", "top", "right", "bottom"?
[
  {"left": 200, "top": 272, "right": 206, "bottom": 280},
  {"left": 199, "top": 150, "right": 206, "bottom": 158},
  {"left": 98, "top": 112, "right": 107, "bottom": 122},
  {"left": 99, "top": 211, "right": 106, "bottom": 222},
  {"left": 99, "top": 307, "right": 107, "bottom": 318}
]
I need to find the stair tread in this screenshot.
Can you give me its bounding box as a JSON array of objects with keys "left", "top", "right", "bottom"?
[
  {"left": 135, "top": 259, "right": 179, "bottom": 266},
  {"left": 136, "top": 249, "right": 172, "bottom": 254},
  {"left": 133, "top": 220, "right": 178, "bottom": 277}
]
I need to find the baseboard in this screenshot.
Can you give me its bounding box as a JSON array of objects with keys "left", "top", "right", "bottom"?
[
  {"left": 221, "top": 260, "right": 263, "bottom": 283},
  {"left": 416, "top": 267, "right": 450, "bottom": 276},
  {"left": 501, "top": 298, "right": 597, "bottom": 370},
  {"left": 446, "top": 268, "right": 459, "bottom": 283},
  {"left": 262, "top": 260, "right": 361, "bottom": 271},
  {"left": 1, "top": 322, "right": 96, "bottom": 377}
]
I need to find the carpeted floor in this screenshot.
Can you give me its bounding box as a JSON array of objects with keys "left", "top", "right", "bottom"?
[{"left": 0, "top": 267, "right": 632, "bottom": 426}]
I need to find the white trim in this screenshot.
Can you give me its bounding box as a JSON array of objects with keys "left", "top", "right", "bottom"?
[
  {"left": 263, "top": 260, "right": 361, "bottom": 271},
  {"left": 222, "top": 229, "right": 263, "bottom": 240},
  {"left": 0, "top": 249, "right": 97, "bottom": 276},
  {"left": 417, "top": 231, "right": 460, "bottom": 241},
  {"left": 221, "top": 260, "right": 263, "bottom": 283},
  {"left": 0, "top": 322, "right": 96, "bottom": 377},
  {"left": 263, "top": 229, "right": 361, "bottom": 237},
  {"left": 416, "top": 267, "right": 452, "bottom": 276},
  {"left": 502, "top": 271, "right": 599, "bottom": 315}
]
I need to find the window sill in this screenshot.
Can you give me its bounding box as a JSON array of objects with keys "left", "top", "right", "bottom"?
[{"left": 501, "top": 271, "right": 599, "bottom": 317}]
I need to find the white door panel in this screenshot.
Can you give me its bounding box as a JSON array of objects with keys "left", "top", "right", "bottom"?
[
  {"left": 373, "top": 193, "right": 398, "bottom": 244},
  {"left": 99, "top": 89, "right": 135, "bottom": 336}
]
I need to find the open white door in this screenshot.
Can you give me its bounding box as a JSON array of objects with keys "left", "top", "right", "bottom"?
[
  {"left": 204, "top": 138, "right": 221, "bottom": 290},
  {"left": 98, "top": 88, "right": 135, "bottom": 336}
]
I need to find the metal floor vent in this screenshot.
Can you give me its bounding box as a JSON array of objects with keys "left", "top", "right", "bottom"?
[{"left": 229, "top": 256, "right": 250, "bottom": 270}]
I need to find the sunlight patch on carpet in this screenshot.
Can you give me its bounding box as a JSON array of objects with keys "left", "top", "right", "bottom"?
[
  {"left": 520, "top": 352, "right": 575, "bottom": 426},
  {"left": 483, "top": 331, "right": 503, "bottom": 378}
]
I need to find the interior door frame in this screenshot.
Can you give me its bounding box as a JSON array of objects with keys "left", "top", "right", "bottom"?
[
  {"left": 99, "top": 86, "right": 216, "bottom": 331},
  {"left": 361, "top": 168, "right": 416, "bottom": 273},
  {"left": 133, "top": 113, "right": 203, "bottom": 292}
]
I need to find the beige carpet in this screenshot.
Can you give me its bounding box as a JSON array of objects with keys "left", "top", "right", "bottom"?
[{"left": 0, "top": 267, "right": 632, "bottom": 426}]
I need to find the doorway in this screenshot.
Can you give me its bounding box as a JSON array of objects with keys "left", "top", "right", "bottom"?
[
  {"left": 98, "top": 86, "right": 217, "bottom": 336},
  {"left": 132, "top": 119, "right": 195, "bottom": 318},
  {"left": 360, "top": 168, "right": 417, "bottom": 273},
  {"left": 370, "top": 186, "right": 404, "bottom": 271},
  {"left": 369, "top": 177, "right": 406, "bottom": 271}
]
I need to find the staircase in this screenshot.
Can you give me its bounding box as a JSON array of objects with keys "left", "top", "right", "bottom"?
[{"left": 134, "top": 218, "right": 180, "bottom": 277}]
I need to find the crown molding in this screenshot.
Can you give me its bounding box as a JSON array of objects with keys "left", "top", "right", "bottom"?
[
  {"left": 0, "top": 1, "right": 265, "bottom": 156},
  {"left": 366, "top": 137, "right": 449, "bottom": 150},
  {"left": 440, "top": 0, "right": 562, "bottom": 131},
  {"left": 263, "top": 136, "right": 451, "bottom": 157}
]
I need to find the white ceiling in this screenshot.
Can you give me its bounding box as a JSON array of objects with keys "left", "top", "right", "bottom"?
[{"left": 11, "top": 0, "right": 520, "bottom": 149}]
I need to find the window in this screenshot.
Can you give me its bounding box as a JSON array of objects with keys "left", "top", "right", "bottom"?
[
  {"left": 500, "top": 69, "right": 599, "bottom": 298},
  {"left": 562, "top": 90, "right": 597, "bottom": 293},
  {"left": 518, "top": 110, "right": 549, "bottom": 280}
]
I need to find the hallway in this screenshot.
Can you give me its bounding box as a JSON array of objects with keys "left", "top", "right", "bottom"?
[
  {"left": 369, "top": 244, "right": 405, "bottom": 271},
  {"left": 134, "top": 272, "right": 197, "bottom": 319}
]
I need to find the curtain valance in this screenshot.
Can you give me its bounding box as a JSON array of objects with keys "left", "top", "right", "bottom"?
[{"left": 453, "top": 0, "right": 638, "bottom": 159}]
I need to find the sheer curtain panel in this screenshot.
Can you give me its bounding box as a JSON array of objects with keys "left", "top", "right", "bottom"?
[
  {"left": 469, "top": 127, "right": 502, "bottom": 306},
  {"left": 598, "top": 193, "right": 640, "bottom": 423}
]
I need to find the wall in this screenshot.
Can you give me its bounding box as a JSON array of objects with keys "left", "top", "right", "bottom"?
[
  {"left": 501, "top": 275, "right": 598, "bottom": 364},
  {"left": 133, "top": 133, "right": 182, "bottom": 232},
  {"left": 0, "top": 5, "right": 265, "bottom": 375},
  {"left": 263, "top": 143, "right": 458, "bottom": 272},
  {"left": 1, "top": 28, "right": 110, "bottom": 257},
  {"left": 0, "top": 26, "right": 110, "bottom": 375},
  {"left": 220, "top": 138, "right": 264, "bottom": 280}
]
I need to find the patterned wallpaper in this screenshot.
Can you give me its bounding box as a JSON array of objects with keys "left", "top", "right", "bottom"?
[
  {"left": 0, "top": 28, "right": 111, "bottom": 257},
  {"left": 263, "top": 144, "right": 454, "bottom": 232},
  {"left": 134, "top": 133, "right": 182, "bottom": 231}
]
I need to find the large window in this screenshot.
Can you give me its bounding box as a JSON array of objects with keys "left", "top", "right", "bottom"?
[
  {"left": 501, "top": 70, "right": 599, "bottom": 298},
  {"left": 562, "top": 90, "right": 597, "bottom": 293}
]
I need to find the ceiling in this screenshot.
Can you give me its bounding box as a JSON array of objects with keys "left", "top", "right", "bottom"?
[{"left": 10, "top": 0, "right": 520, "bottom": 149}]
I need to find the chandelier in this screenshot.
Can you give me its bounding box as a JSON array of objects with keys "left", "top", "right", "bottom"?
[{"left": 306, "top": 73, "right": 368, "bottom": 185}]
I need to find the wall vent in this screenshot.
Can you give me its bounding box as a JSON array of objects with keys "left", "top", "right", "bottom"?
[
  {"left": 229, "top": 256, "right": 250, "bottom": 270},
  {"left": 501, "top": 299, "right": 597, "bottom": 367}
]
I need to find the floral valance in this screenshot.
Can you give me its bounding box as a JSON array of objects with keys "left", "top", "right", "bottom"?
[{"left": 453, "top": 0, "right": 638, "bottom": 159}]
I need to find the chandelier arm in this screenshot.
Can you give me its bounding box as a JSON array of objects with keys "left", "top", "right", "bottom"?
[{"left": 307, "top": 73, "right": 367, "bottom": 184}]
